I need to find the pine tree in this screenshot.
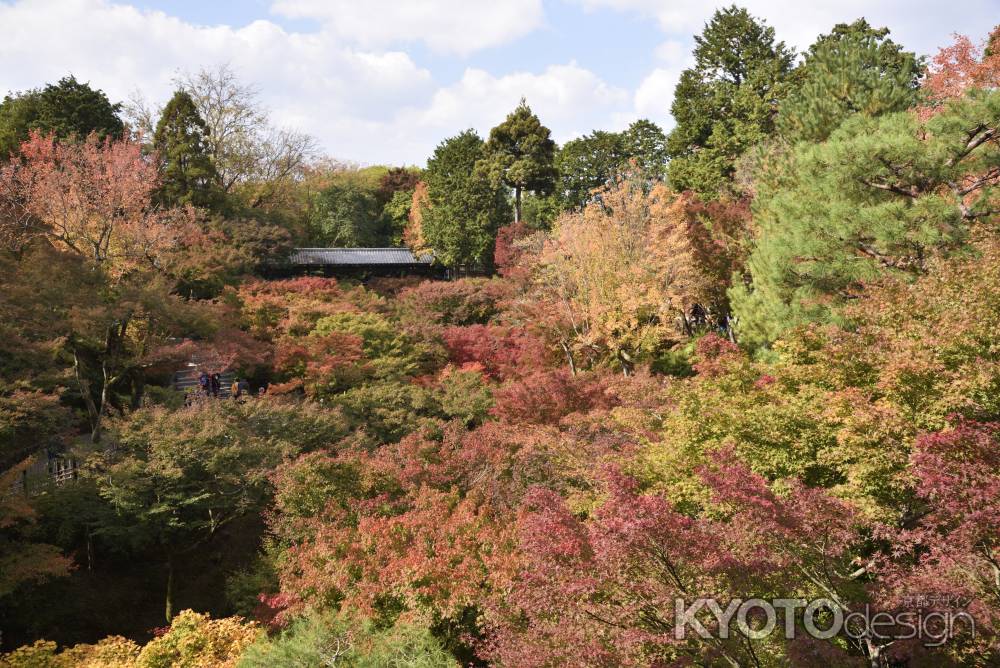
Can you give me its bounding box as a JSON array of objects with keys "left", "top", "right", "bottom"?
[
  {"left": 478, "top": 99, "right": 556, "bottom": 223},
  {"left": 665, "top": 5, "right": 795, "bottom": 196},
  {"left": 422, "top": 130, "right": 511, "bottom": 269},
  {"left": 730, "top": 90, "right": 1000, "bottom": 347},
  {"left": 152, "top": 90, "right": 221, "bottom": 210},
  {"left": 777, "top": 19, "right": 923, "bottom": 142}
]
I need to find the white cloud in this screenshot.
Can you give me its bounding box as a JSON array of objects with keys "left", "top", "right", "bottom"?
[
  {"left": 0, "top": 0, "right": 632, "bottom": 164},
  {"left": 0, "top": 0, "right": 440, "bottom": 162},
  {"left": 653, "top": 39, "right": 686, "bottom": 63},
  {"left": 7, "top": 0, "right": 991, "bottom": 166},
  {"left": 633, "top": 68, "right": 680, "bottom": 124},
  {"left": 402, "top": 63, "right": 630, "bottom": 141},
  {"left": 270, "top": 0, "right": 545, "bottom": 55},
  {"left": 572, "top": 0, "right": 998, "bottom": 57}
]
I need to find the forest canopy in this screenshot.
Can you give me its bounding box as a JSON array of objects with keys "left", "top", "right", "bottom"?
[{"left": 1, "top": 12, "right": 1000, "bottom": 668}]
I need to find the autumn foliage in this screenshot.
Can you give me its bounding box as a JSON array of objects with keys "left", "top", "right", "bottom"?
[
  {"left": 0, "top": 131, "right": 192, "bottom": 279},
  {"left": 6, "top": 22, "right": 1000, "bottom": 668}
]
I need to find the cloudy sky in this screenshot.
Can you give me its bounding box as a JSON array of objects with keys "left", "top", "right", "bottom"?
[{"left": 1, "top": 0, "right": 996, "bottom": 165}]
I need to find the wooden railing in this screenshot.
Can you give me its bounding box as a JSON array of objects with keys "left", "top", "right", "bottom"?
[{"left": 4, "top": 455, "right": 79, "bottom": 498}]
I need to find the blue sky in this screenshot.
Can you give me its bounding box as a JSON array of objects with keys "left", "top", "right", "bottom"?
[{"left": 2, "top": 0, "right": 998, "bottom": 165}]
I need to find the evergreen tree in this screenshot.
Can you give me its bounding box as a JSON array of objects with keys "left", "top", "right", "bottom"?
[
  {"left": 621, "top": 119, "right": 669, "bottom": 180},
  {"left": 152, "top": 90, "right": 221, "bottom": 209},
  {"left": 556, "top": 130, "right": 626, "bottom": 209},
  {"left": 730, "top": 89, "right": 1000, "bottom": 347},
  {"left": 556, "top": 119, "right": 668, "bottom": 210},
  {"left": 666, "top": 5, "right": 795, "bottom": 196},
  {"left": 778, "top": 19, "right": 923, "bottom": 142},
  {"left": 478, "top": 99, "right": 556, "bottom": 223},
  {"left": 310, "top": 179, "right": 385, "bottom": 247},
  {"left": 0, "top": 75, "right": 123, "bottom": 159},
  {"left": 422, "top": 130, "right": 511, "bottom": 269}
]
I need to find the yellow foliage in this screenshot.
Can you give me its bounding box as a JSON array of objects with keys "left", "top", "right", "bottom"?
[{"left": 0, "top": 612, "right": 258, "bottom": 668}]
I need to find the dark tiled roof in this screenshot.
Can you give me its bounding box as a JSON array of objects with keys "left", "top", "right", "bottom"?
[{"left": 289, "top": 248, "right": 434, "bottom": 266}]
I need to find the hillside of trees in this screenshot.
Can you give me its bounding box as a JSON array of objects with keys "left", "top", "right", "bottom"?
[{"left": 1, "top": 8, "right": 999, "bottom": 667}]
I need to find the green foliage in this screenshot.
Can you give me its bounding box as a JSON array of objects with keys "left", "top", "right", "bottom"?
[
  {"left": 383, "top": 189, "right": 415, "bottom": 245},
  {"left": 778, "top": 19, "right": 923, "bottom": 142},
  {"left": 314, "top": 311, "right": 426, "bottom": 381},
  {"left": 86, "top": 399, "right": 343, "bottom": 620},
  {"left": 478, "top": 99, "right": 556, "bottom": 223},
  {"left": 421, "top": 130, "right": 511, "bottom": 268},
  {"left": 334, "top": 381, "right": 439, "bottom": 444},
  {"left": 436, "top": 368, "right": 493, "bottom": 428},
  {"left": 310, "top": 176, "right": 387, "bottom": 247},
  {"left": 153, "top": 90, "right": 222, "bottom": 209},
  {"left": 238, "top": 611, "right": 457, "bottom": 668},
  {"left": 731, "top": 90, "right": 1000, "bottom": 346},
  {"left": 621, "top": 119, "right": 669, "bottom": 180},
  {"left": 96, "top": 402, "right": 292, "bottom": 546},
  {"left": 557, "top": 120, "right": 668, "bottom": 210},
  {"left": 518, "top": 192, "right": 562, "bottom": 230},
  {"left": 225, "top": 548, "right": 280, "bottom": 619},
  {"left": 556, "top": 129, "right": 626, "bottom": 209},
  {"left": 666, "top": 5, "right": 795, "bottom": 196},
  {"left": 0, "top": 75, "right": 123, "bottom": 159}
]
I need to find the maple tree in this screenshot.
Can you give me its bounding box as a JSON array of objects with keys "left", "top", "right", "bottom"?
[
  {"left": 524, "top": 177, "right": 725, "bottom": 373},
  {"left": 921, "top": 25, "right": 1000, "bottom": 116},
  {"left": 0, "top": 131, "right": 188, "bottom": 278}
]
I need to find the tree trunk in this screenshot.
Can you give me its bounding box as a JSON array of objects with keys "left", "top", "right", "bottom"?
[
  {"left": 72, "top": 349, "right": 103, "bottom": 444},
  {"left": 130, "top": 370, "right": 145, "bottom": 410},
  {"left": 560, "top": 341, "right": 577, "bottom": 376},
  {"left": 165, "top": 554, "right": 175, "bottom": 623},
  {"left": 514, "top": 186, "right": 522, "bottom": 224}
]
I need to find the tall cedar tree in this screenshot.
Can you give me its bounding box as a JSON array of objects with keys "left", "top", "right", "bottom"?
[
  {"left": 666, "top": 5, "right": 795, "bottom": 196},
  {"left": 778, "top": 19, "right": 923, "bottom": 142},
  {"left": 153, "top": 90, "right": 222, "bottom": 210},
  {"left": 421, "top": 130, "right": 511, "bottom": 269},
  {"left": 478, "top": 99, "right": 556, "bottom": 224},
  {"left": 0, "top": 75, "right": 123, "bottom": 159}
]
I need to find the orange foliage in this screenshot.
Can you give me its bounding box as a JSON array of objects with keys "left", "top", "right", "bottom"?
[
  {"left": 920, "top": 25, "right": 1000, "bottom": 117},
  {"left": 403, "top": 180, "right": 430, "bottom": 255},
  {"left": 0, "top": 132, "right": 193, "bottom": 281}
]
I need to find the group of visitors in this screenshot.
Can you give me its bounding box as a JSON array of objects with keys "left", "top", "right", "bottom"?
[
  {"left": 183, "top": 370, "right": 265, "bottom": 407},
  {"left": 199, "top": 371, "right": 223, "bottom": 397}
]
